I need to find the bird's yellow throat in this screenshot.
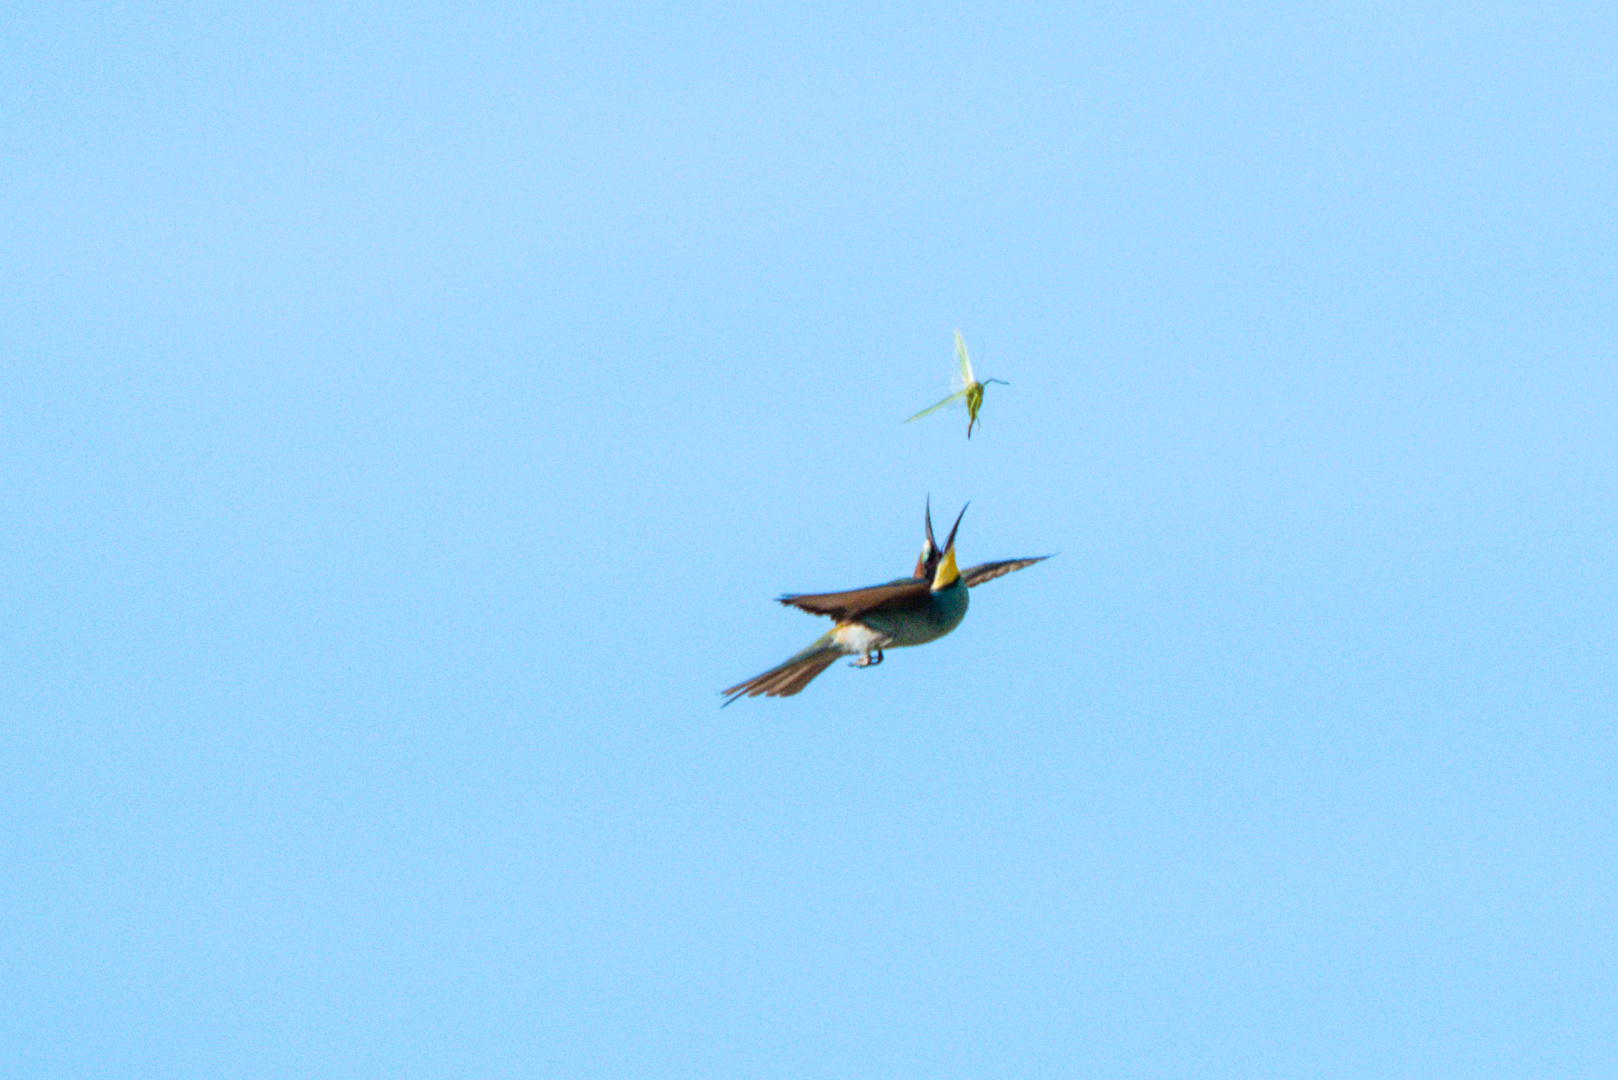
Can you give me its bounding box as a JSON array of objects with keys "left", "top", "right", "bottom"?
[{"left": 931, "top": 547, "right": 959, "bottom": 589}]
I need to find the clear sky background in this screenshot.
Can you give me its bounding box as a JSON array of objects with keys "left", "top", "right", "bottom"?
[{"left": 5, "top": 2, "right": 1615, "bottom": 1077}]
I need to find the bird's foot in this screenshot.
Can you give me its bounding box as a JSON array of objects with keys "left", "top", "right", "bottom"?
[{"left": 850, "top": 648, "right": 885, "bottom": 668}]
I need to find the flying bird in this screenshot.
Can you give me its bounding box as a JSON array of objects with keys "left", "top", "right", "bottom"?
[
  {"left": 905, "top": 329, "right": 1008, "bottom": 438},
  {"left": 722, "top": 503, "right": 1050, "bottom": 705}
]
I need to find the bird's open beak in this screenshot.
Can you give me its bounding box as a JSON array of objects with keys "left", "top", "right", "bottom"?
[{"left": 944, "top": 502, "right": 968, "bottom": 554}]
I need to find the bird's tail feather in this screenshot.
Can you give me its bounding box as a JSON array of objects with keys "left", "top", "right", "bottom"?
[{"left": 722, "top": 633, "right": 845, "bottom": 706}]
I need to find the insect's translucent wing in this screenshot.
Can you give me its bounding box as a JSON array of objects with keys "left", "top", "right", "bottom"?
[
  {"left": 954, "top": 329, "right": 975, "bottom": 386},
  {"left": 905, "top": 389, "right": 969, "bottom": 423}
]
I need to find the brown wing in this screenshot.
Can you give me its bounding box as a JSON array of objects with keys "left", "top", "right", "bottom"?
[
  {"left": 778, "top": 577, "right": 932, "bottom": 622},
  {"left": 961, "top": 556, "right": 1051, "bottom": 588}
]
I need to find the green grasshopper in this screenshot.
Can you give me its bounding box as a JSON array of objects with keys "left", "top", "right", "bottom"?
[{"left": 905, "top": 330, "right": 1008, "bottom": 439}]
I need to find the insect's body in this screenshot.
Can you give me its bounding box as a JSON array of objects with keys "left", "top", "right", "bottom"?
[{"left": 906, "top": 330, "right": 1008, "bottom": 438}]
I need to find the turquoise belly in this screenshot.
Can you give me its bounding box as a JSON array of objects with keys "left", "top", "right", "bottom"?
[{"left": 861, "top": 581, "right": 969, "bottom": 648}]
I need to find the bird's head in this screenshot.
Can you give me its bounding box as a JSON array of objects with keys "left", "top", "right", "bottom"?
[{"left": 930, "top": 503, "right": 967, "bottom": 590}]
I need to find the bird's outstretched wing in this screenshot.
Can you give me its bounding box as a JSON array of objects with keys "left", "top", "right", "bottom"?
[
  {"left": 905, "top": 388, "right": 969, "bottom": 423},
  {"left": 960, "top": 556, "right": 1051, "bottom": 587},
  {"left": 779, "top": 577, "right": 932, "bottom": 621}
]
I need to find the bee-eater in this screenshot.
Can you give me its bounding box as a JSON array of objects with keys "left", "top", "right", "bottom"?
[
  {"left": 722, "top": 505, "right": 1050, "bottom": 705},
  {"left": 905, "top": 329, "right": 1008, "bottom": 438}
]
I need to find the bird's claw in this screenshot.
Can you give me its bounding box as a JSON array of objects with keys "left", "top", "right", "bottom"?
[{"left": 850, "top": 648, "right": 885, "bottom": 668}]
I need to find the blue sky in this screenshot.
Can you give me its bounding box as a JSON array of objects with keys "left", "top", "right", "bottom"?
[{"left": 5, "top": 2, "right": 1616, "bottom": 1076}]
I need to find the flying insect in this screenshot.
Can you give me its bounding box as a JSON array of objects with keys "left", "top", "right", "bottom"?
[{"left": 905, "top": 330, "right": 1008, "bottom": 438}]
